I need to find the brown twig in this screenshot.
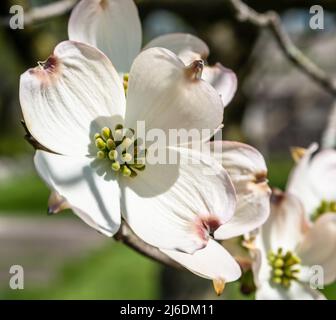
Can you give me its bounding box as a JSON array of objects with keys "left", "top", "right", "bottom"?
[
  {"left": 4, "top": 0, "right": 335, "bottom": 97},
  {"left": 227, "top": 0, "right": 336, "bottom": 96}
]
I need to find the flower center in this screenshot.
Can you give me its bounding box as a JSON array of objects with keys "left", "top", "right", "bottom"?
[
  {"left": 268, "top": 248, "right": 301, "bottom": 288},
  {"left": 312, "top": 200, "right": 336, "bottom": 221},
  {"left": 93, "top": 124, "right": 146, "bottom": 178}
]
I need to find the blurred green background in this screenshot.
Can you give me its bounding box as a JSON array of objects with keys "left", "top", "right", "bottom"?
[{"left": 0, "top": 0, "right": 335, "bottom": 299}]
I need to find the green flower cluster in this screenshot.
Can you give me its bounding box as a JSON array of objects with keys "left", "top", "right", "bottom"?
[
  {"left": 94, "top": 124, "right": 146, "bottom": 177},
  {"left": 312, "top": 200, "right": 336, "bottom": 221},
  {"left": 268, "top": 248, "right": 301, "bottom": 288}
]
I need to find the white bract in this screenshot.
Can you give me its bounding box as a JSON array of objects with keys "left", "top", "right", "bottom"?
[
  {"left": 68, "top": 0, "right": 237, "bottom": 107},
  {"left": 162, "top": 141, "right": 271, "bottom": 289},
  {"left": 287, "top": 143, "right": 336, "bottom": 221},
  {"left": 252, "top": 189, "right": 336, "bottom": 300},
  {"left": 19, "top": 40, "right": 270, "bottom": 285},
  {"left": 209, "top": 141, "right": 271, "bottom": 238}
]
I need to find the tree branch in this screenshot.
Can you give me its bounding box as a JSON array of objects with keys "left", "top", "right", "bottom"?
[
  {"left": 4, "top": 0, "right": 335, "bottom": 97},
  {"left": 227, "top": 0, "right": 336, "bottom": 96},
  {"left": 1, "top": 0, "right": 78, "bottom": 26}
]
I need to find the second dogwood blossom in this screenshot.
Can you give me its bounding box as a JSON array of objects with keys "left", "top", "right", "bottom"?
[
  {"left": 287, "top": 143, "right": 336, "bottom": 221},
  {"left": 252, "top": 189, "right": 336, "bottom": 299}
]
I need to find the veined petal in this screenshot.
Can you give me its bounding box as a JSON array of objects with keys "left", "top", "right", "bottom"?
[
  {"left": 125, "top": 47, "right": 224, "bottom": 137},
  {"left": 209, "top": 141, "right": 271, "bottom": 239},
  {"left": 145, "top": 34, "right": 236, "bottom": 107},
  {"left": 120, "top": 147, "right": 236, "bottom": 253},
  {"left": 20, "top": 41, "right": 126, "bottom": 156},
  {"left": 208, "top": 141, "right": 268, "bottom": 193},
  {"left": 309, "top": 149, "right": 336, "bottom": 203},
  {"left": 210, "top": 141, "right": 267, "bottom": 178},
  {"left": 215, "top": 190, "right": 270, "bottom": 240},
  {"left": 202, "top": 64, "right": 237, "bottom": 108},
  {"left": 256, "top": 281, "right": 325, "bottom": 300},
  {"left": 252, "top": 191, "right": 319, "bottom": 299},
  {"left": 144, "top": 33, "right": 209, "bottom": 65},
  {"left": 286, "top": 143, "right": 320, "bottom": 217},
  {"left": 34, "top": 150, "right": 121, "bottom": 236},
  {"left": 259, "top": 190, "right": 307, "bottom": 253},
  {"left": 251, "top": 245, "right": 272, "bottom": 288},
  {"left": 297, "top": 213, "right": 336, "bottom": 284},
  {"left": 47, "top": 191, "right": 112, "bottom": 236},
  {"left": 68, "top": 0, "right": 142, "bottom": 73},
  {"left": 221, "top": 237, "right": 252, "bottom": 267},
  {"left": 46, "top": 190, "right": 115, "bottom": 237},
  {"left": 161, "top": 239, "right": 241, "bottom": 282}
]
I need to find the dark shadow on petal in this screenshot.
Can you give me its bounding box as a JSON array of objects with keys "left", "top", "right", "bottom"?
[
  {"left": 120, "top": 148, "right": 181, "bottom": 198},
  {"left": 37, "top": 153, "right": 119, "bottom": 234},
  {"left": 119, "top": 149, "right": 181, "bottom": 224},
  {"left": 82, "top": 166, "right": 117, "bottom": 230}
]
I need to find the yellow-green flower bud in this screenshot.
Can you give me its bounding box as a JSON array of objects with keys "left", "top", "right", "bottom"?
[
  {"left": 121, "top": 165, "right": 132, "bottom": 177},
  {"left": 272, "top": 277, "right": 282, "bottom": 284},
  {"left": 121, "top": 153, "right": 132, "bottom": 163},
  {"left": 114, "top": 129, "right": 123, "bottom": 142},
  {"left": 95, "top": 138, "right": 106, "bottom": 150},
  {"left": 111, "top": 161, "right": 120, "bottom": 172},
  {"left": 273, "top": 258, "right": 284, "bottom": 268},
  {"left": 274, "top": 268, "right": 284, "bottom": 277},
  {"left": 101, "top": 127, "right": 111, "bottom": 140},
  {"left": 109, "top": 150, "right": 118, "bottom": 161},
  {"left": 97, "top": 151, "right": 106, "bottom": 160},
  {"left": 106, "top": 139, "right": 116, "bottom": 150},
  {"left": 268, "top": 251, "right": 276, "bottom": 263}
]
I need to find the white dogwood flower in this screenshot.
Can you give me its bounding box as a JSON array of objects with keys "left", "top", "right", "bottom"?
[
  {"left": 68, "top": 0, "right": 237, "bottom": 107},
  {"left": 19, "top": 40, "right": 259, "bottom": 284},
  {"left": 287, "top": 143, "right": 336, "bottom": 221},
  {"left": 252, "top": 189, "right": 336, "bottom": 300}
]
